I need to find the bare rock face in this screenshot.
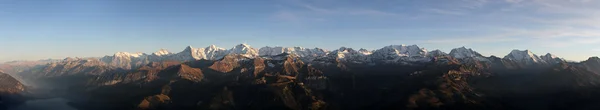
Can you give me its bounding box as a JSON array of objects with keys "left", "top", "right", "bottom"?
[
  {"left": 0, "top": 72, "right": 24, "bottom": 94},
  {"left": 582, "top": 57, "right": 600, "bottom": 74},
  {"left": 0, "top": 72, "right": 26, "bottom": 109},
  {"left": 138, "top": 94, "right": 172, "bottom": 110},
  {"left": 209, "top": 54, "right": 253, "bottom": 73},
  {"left": 158, "top": 64, "right": 204, "bottom": 83}
]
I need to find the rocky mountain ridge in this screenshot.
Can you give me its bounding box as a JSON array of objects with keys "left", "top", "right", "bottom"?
[
  {"left": 3, "top": 44, "right": 600, "bottom": 110},
  {"left": 7, "top": 44, "right": 575, "bottom": 71}
]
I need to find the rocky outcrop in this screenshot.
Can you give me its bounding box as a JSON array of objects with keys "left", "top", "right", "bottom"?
[{"left": 0, "top": 72, "right": 26, "bottom": 109}]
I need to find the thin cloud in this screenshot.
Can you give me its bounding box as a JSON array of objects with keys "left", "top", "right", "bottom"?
[
  {"left": 422, "top": 8, "right": 467, "bottom": 15},
  {"left": 272, "top": 11, "right": 301, "bottom": 22},
  {"left": 271, "top": 0, "right": 404, "bottom": 22},
  {"left": 348, "top": 9, "right": 402, "bottom": 17},
  {"left": 460, "top": 0, "right": 489, "bottom": 9},
  {"left": 299, "top": 3, "right": 402, "bottom": 17},
  {"left": 505, "top": 0, "right": 524, "bottom": 4},
  {"left": 420, "top": 37, "right": 517, "bottom": 44},
  {"left": 300, "top": 4, "right": 336, "bottom": 14},
  {"left": 418, "top": 34, "right": 519, "bottom": 44}
]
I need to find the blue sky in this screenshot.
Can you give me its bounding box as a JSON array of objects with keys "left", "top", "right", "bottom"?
[{"left": 0, "top": 0, "right": 599, "bottom": 62}]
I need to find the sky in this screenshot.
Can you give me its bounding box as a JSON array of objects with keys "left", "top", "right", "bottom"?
[{"left": 0, "top": 0, "right": 599, "bottom": 62}]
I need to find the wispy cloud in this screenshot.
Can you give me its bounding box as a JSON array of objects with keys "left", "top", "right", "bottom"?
[
  {"left": 417, "top": 32, "right": 520, "bottom": 44},
  {"left": 300, "top": 4, "right": 336, "bottom": 14},
  {"left": 271, "top": 0, "right": 403, "bottom": 22},
  {"left": 417, "top": 26, "right": 600, "bottom": 47},
  {"left": 422, "top": 8, "right": 467, "bottom": 15},
  {"left": 420, "top": 36, "right": 517, "bottom": 44},
  {"left": 505, "top": 0, "right": 524, "bottom": 4},
  {"left": 272, "top": 11, "right": 301, "bottom": 22},
  {"left": 460, "top": 0, "right": 489, "bottom": 9},
  {"left": 348, "top": 9, "right": 402, "bottom": 17}
]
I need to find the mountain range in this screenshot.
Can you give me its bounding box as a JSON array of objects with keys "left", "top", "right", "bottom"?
[
  {"left": 6, "top": 44, "right": 571, "bottom": 70},
  {"left": 1, "top": 43, "right": 599, "bottom": 110}
]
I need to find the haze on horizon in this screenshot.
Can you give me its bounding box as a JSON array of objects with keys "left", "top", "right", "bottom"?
[{"left": 0, "top": 0, "right": 599, "bottom": 62}]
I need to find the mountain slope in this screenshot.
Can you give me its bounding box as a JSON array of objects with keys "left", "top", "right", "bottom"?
[
  {"left": 0, "top": 72, "right": 26, "bottom": 109},
  {"left": 11, "top": 44, "right": 600, "bottom": 110}
]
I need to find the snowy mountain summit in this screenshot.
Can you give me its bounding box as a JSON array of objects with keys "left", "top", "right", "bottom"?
[
  {"left": 48, "top": 43, "right": 571, "bottom": 69},
  {"left": 153, "top": 49, "right": 172, "bottom": 56},
  {"left": 540, "top": 53, "right": 564, "bottom": 64},
  {"left": 449, "top": 47, "right": 483, "bottom": 59},
  {"left": 229, "top": 43, "right": 259, "bottom": 57},
  {"left": 370, "top": 45, "right": 428, "bottom": 62},
  {"left": 504, "top": 49, "right": 546, "bottom": 65}
]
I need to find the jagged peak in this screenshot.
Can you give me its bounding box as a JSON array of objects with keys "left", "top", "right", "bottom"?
[
  {"left": 313, "top": 47, "right": 327, "bottom": 52},
  {"left": 504, "top": 49, "right": 545, "bottom": 64},
  {"left": 114, "top": 52, "right": 145, "bottom": 58},
  {"left": 588, "top": 56, "right": 600, "bottom": 61},
  {"left": 230, "top": 43, "right": 258, "bottom": 55},
  {"left": 542, "top": 53, "right": 557, "bottom": 58},
  {"left": 208, "top": 44, "right": 217, "bottom": 48},
  {"left": 508, "top": 49, "right": 536, "bottom": 57},
  {"left": 338, "top": 47, "right": 354, "bottom": 52},
  {"left": 291, "top": 46, "right": 305, "bottom": 49},
  {"left": 182, "top": 45, "right": 196, "bottom": 53},
  {"left": 358, "top": 48, "right": 372, "bottom": 55},
  {"left": 235, "top": 43, "right": 252, "bottom": 48},
  {"left": 429, "top": 49, "right": 448, "bottom": 55},
  {"left": 452, "top": 46, "right": 472, "bottom": 51},
  {"left": 205, "top": 44, "right": 225, "bottom": 50},
  {"left": 153, "top": 49, "right": 171, "bottom": 56},
  {"left": 370, "top": 44, "right": 428, "bottom": 60},
  {"left": 383, "top": 44, "right": 421, "bottom": 49},
  {"left": 449, "top": 46, "right": 483, "bottom": 59}
]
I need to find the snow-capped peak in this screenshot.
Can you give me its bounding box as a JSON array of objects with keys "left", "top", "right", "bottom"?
[
  {"left": 258, "top": 46, "right": 284, "bottom": 56},
  {"left": 208, "top": 45, "right": 218, "bottom": 49},
  {"left": 326, "top": 47, "right": 368, "bottom": 61},
  {"left": 202, "top": 45, "right": 227, "bottom": 60},
  {"left": 504, "top": 49, "right": 546, "bottom": 65},
  {"left": 114, "top": 52, "right": 145, "bottom": 58},
  {"left": 229, "top": 43, "right": 259, "bottom": 57},
  {"left": 182, "top": 46, "right": 195, "bottom": 53},
  {"left": 369, "top": 44, "right": 430, "bottom": 63},
  {"left": 358, "top": 48, "right": 372, "bottom": 55},
  {"left": 587, "top": 57, "right": 600, "bottom": 63},
  {"left": 542, "top": 53, "right": 557, "bottom": 59},
  {"left": 258, "top": 46, "right": 328, "bottom": 62},
  {"left": 235, "top": 43, "right": 251, "bottom": 48},
  {"left": 153, "top": 49, "right": 171, "bottom": 56},
  {"left": 449, "top": 47, "right": 484, "bottom": 59},
  {"left": 373, "top": 44, "right": 428, "bottom": 57},
  {"left": 540, "top": 53, "right": 563, "bottom": 64},
  {"left": 205, "top": 45, "right": 225, "bottom": 51},
  {"left": 338, "top": 47, "right": 352, "bottom": 52},
  {"left": 428, "top": 50, "right": 448, "bottom": 57}
]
